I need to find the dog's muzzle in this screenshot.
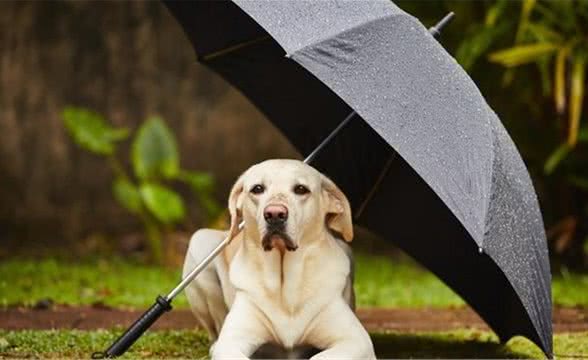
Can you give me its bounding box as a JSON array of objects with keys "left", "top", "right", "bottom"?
[{"left": 262, "top": 204, "right": 297, "bottom": 251}]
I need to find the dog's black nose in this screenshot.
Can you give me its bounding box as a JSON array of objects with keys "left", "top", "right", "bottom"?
[{"left": 264, "top": 204, "right": 288, "bottom": 224}]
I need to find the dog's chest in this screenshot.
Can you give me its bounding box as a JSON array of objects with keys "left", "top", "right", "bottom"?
[
  {"left": 262, "top": 301, "right": 322, "bottom": 347},
  {"left": 251, "top": 281, "right": 335, "bottom": 348},
  {"left": 230, "top": 244, "right": 349, "bottom": 348}
]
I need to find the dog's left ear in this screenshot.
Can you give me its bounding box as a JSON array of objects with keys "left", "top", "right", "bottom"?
[
  {"left": 321, "top": 174, "right": 353, "bottom": 242},
  {"left": 227, "top": 174, "right": 245, "bottom": 241}
]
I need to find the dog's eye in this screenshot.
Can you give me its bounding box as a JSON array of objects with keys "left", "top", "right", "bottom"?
[
  {"left": 250, "top": 184, "right": 265, "bottom": 194},
  {"left": 293, "top": 184, "right": 310, "bottom": 195}
]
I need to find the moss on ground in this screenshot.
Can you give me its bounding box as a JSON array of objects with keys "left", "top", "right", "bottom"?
[
  {"left": 0, "top": 329, "right": 586, "bottom": 359},
  {"left": 0, "top": 329, "right": 208, "bottom": 359}
]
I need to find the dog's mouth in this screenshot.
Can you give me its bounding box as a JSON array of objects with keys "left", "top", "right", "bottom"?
[{"left": 261, "top": 226, "right": 297, "bottom": 252}]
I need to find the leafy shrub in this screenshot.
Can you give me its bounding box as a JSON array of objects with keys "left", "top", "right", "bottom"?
[{"left": 62, "top": 107, "right": 221, "bottom": 263}]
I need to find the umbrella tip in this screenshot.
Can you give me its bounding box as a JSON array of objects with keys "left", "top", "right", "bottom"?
[{"left": 429, "top": 11, "right": 455, "bottom": 38}]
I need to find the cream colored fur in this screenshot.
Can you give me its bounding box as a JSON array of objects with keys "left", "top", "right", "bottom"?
[{"left": 183, "top": 159, "right": 375, "bottom": 359}]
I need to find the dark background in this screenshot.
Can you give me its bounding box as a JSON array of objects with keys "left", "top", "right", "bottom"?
[{"left": 1, "top": 1, "right": 586, "bottom": 269}]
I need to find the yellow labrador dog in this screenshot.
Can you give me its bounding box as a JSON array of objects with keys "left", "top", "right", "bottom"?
[{"left": 183, "top": 159, "right": 375, "bottom": 359}]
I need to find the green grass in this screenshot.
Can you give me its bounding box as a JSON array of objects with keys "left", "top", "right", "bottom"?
[
  {"left": 0, "top": 329, "right": 586, "bottom": 359},
  {"left": 354, "top": 254, "right": 465, "bottom": 307},
  {"left": 0, "top": 258, "right": 190, "bottom": 308},
  {"left": 1, "top": 256, "right": 586, "bottom": 358},
  {"left": 1, "top": 254, "right": 587, "bottom": 308},
  {"left": 0, "top": 329, "right": 209, "bottom": 359},
  {"left": 552, "top": 267, "right": 588, "bottom": 307}
]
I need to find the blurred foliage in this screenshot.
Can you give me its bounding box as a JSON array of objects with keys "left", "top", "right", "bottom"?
[
  {"left": 62, "top": 107, "right": 222, "bottom": 264},
  {"left": 399, "top": 0, "right": 588, "bottom": 269},
  {"left": 487, "top": 0, "right": 588, "bottom": 148},
  {"left": 62, "top": 108, "right": 130, "bottom": 155}
]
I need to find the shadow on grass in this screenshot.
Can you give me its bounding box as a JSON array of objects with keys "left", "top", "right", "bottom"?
[{"left": 372, "top": 331, "right": 537, "bottom": 359}]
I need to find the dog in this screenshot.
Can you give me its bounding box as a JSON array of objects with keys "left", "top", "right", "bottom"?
[{"left": 183, "top": 159, "right": 375, "bottom": 359}]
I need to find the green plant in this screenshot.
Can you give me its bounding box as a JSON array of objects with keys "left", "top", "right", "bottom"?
[
  {"left": 62, "top": 107, "right": 221, "bottom": 263},
  {"left": 481, "top": 0, "right": 588, "bottom": 172},
  {"left": 488, "top": 0, "right": 588, "bottom": 147}
]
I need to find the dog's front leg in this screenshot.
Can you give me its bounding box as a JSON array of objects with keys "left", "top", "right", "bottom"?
[
  {"left": 211, "top": 294, "right": 270, "bottom": 360},
  {"left": 307, "top": 299, "right": 376, "bottom": 359}
]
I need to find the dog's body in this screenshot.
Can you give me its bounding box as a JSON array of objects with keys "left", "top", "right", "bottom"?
[{"left": 183, "top": 159, "right": 375, "bottom": 359}]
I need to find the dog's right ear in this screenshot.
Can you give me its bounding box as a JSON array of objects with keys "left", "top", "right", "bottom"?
[
  {"left": 321, "top": 174, "right": 353, "bottom": 242},
  {"left": 227, "top": 174, "right": 245, "bottom": 240}
]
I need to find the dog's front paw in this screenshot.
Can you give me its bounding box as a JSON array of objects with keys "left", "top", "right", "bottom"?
[{"left": 210, "top": 341, "right": 250, "bottom": 360}]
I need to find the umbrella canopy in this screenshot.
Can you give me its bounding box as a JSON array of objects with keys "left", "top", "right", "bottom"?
[{"left": 165, "top": 0, "right": 552, "bottom": 355}]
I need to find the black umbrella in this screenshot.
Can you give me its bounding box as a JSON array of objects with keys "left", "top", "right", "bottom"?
[
  {"left": 95, "top": 1, "right": 552, "bottom": 357},
  {"left": 164, "top": 0, "right": 552, "bottom": 356}
]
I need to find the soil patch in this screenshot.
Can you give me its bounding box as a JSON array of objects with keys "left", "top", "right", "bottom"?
[{"left": 1, "top": 306, "right": 586, "bottom": 332}]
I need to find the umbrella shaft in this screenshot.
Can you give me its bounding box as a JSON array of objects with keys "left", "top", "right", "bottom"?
[
  {"left": 166, "top": 224, "right": 240, "bottom": 301},
  {"left": 303, "top": 111, "right": 356, "bottom": 164}
]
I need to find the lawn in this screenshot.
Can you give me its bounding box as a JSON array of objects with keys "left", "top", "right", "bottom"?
[
  {"left": 0, "top": 329, "right": 586, "bottom": 359},
  {"left": 1, "top": 254, "right": 587, "bottom": 308},
  {"left": 1, "top": 254, "right": 587, "bottom": 359}
]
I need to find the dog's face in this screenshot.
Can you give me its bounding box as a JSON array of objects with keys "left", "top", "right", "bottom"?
[{"left": 227, "top": 159, "right": 353, "bottom": 251}]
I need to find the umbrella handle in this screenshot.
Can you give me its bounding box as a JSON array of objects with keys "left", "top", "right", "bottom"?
[{"left": 91, "top": 296, "right": 172, "bottom": 359}]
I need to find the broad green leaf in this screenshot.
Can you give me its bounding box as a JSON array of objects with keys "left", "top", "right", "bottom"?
[
  {"left": 131, "top": 117, "right": 179, "bottom": 180},
  {"left": 112, "top": 177, "right": 142, "bottom": 214},
  {"left": 554, "top": 47, "right": 569, "bottom": 114},
  {"left": 489, "top": 43, "right": 558, "bottom": 67},
  {"left": 544, "top": 143, "right": 571, "bottom": 175},
  {"left": 139, "top": 183, "right": 185, "bottom": 225},
  {"left": 62, "top": 107, "right": 129, "bottom": 155},
  {"left": 568, "top": 56, "right": 585, "bottom": 146}
]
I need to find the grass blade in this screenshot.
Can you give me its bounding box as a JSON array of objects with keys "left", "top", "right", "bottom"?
[
  {"left": 514, "top": 0, "right": 536, "bottom": 44},
  {"left": 554, "top": 47, "right": 569, "bottom": 114},
  {"left": 568, "top": 56, "right": 586, "bottom": 146},
  {"left": 489, "top": 43, "right": 558, "bottom": 67},
  {"left": 544, "top": 143, "right": 571, "bottom": 175}
]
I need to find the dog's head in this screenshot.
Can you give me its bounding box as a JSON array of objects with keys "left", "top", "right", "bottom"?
[{"left": 227, "top": 159, "right": 353, "bottom": 251}]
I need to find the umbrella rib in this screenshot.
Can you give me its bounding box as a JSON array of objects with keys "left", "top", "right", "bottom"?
[
  {"left": 201, "top": 35, "right": 272, "bottom": 62},
  {"left": 354, "top": 151, "right": 397, "bottom": 220},
  {"left": 304, "top": 111, "right": 356, "bottom": 164}
]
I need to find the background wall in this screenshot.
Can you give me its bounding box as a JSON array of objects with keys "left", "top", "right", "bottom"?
[{"left": 0, "top": 1, "right": 297, "bottom": 249}]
